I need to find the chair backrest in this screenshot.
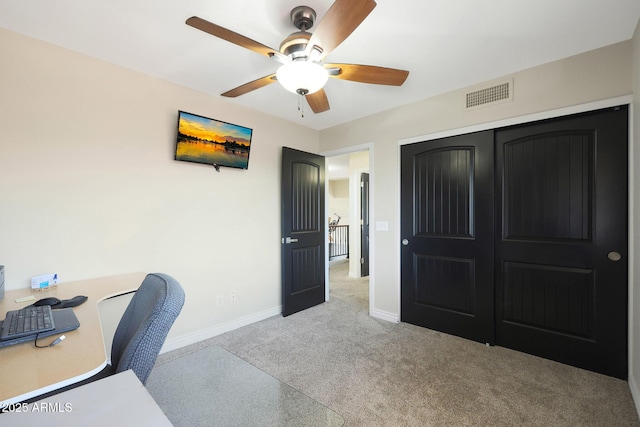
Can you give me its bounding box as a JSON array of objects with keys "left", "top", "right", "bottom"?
[{"left": 110, "top": 273, "right": 185, "bottom": 385}]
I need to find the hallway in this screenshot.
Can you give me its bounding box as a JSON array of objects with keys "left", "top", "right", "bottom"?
[{"left": 329, "top": 259, "right": 369, "bottom": 313}]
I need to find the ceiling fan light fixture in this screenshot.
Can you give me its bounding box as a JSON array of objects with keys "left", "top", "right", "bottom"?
[{"left": 276, "top": 60, "right": 329, "bottom": 95}]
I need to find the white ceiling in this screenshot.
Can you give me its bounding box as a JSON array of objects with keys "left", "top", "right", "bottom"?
[{"left": 1, "top": 0, "right": 639, "bottom": 131}]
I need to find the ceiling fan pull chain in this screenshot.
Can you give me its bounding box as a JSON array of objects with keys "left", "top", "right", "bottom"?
[{"left": 298, "top": 93, "right": 305, "bottom": 117}]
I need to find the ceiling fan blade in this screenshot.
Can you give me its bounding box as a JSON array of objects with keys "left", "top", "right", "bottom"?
[
  {"left": 306, "top": 89, "right": 330, "bottom": 113},
  {"left": 325, "top": 63, "right": 409, "bottom": 86},
  {"left": 221, "top": 74, "right": 277, "bottom": 97},
  {"left": 305, "top": 0, "right": 376, "bottom": 61},
  {"left": 186, "top": 16, "right": 289, "bottom": 63}
]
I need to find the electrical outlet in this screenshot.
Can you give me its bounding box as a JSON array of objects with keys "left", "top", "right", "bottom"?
[
  {"left": 216, "top": 295, "right": 223, "bottom": 307},
  {"left": 230, "top": 291, "right": 236, "bottom": 303}
]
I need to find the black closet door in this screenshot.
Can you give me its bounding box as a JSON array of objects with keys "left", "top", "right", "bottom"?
[
  {"left": 400, "top": 106, "right": 628, "bottom": 379},
  {"left": 400, "top": 130, "right": 495, "bottom": 344},
  {"left": 494, "top": 106, "right": 628, "bottom": 379}
]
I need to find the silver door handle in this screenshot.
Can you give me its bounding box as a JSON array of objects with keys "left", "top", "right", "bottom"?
[
  {"left": 608, "top": 251, "right": 621, "bottom": 262},
  {"left": 402, "top": 239, "right": 409, "bottom": 246},
  {"left": 285, "top": 237, "right": 299, "bottom": 244}
]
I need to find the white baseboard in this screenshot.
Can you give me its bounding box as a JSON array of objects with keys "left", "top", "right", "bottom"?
[
  {"left": 630, "top": 373, "right": 640, "bottom": 419},
  {"left": 370, "top": 307, "right": 399, "bottom": 323},
  {"left": 160, "top": 305, "right": 282, "bottom": 353}
]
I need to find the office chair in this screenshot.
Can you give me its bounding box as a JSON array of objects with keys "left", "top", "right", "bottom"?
[{"left": 109, "top": 272, "right": 185, "bottom": 385}]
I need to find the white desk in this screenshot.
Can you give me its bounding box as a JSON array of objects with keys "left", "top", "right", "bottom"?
[
  {"left": 0, "top": 273, "right": 147, "bottom": 405},
  {"left": 1, "top": 369, "right": 172, "bottom": 426}
]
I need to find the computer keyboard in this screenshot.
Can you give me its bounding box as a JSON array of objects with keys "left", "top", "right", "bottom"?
[{"left": 1, "top": 305, "right": 55, "bottom": 340}]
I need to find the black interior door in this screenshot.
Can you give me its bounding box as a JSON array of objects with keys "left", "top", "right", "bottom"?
[
  {"left": 494, "top": 106, "right": 628, "bottom": 379},
  {"left": 400, "top": 130, "right": 495, "bottom": 344},
  {"left": 360, "top": 172, "right": 370, "bottom": 277},
  {"left": 281, "top": 147, "right": 326, "bottom": 317}
]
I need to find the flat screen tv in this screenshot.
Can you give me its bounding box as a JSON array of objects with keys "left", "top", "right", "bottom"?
[{"left": 175, "top": 110, "right": 253, "bottom": 170}]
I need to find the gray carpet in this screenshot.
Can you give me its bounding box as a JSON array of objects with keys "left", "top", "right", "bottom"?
[{"left": 152, "top": 261, "right": 640, "bottom": 426}]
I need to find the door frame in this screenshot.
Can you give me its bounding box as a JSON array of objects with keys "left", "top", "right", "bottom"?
[
  {"left": 397, "top": 94, "right": 634, "bottom": 369},
  {"left": 321, "top": 143, "right": 375, "bottom": 315}
]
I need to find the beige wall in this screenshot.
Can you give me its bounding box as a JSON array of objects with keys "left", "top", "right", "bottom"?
[
  {"left": 0, "top": 28, "right": 319, "bottom": 345},
  {"left": 328, "top": 179, "right": 349, "bottom": 225}
]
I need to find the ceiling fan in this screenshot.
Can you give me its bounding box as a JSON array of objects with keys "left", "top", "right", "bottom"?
[{"left": 186, "top": 0, "right": 409, "bottom": 114}]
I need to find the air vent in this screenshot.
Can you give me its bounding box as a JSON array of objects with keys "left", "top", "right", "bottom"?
[{"left": 465, "top": 79, "right": 513, "bottom": 109}]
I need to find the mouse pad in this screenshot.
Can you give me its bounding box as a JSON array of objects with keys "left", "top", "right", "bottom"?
[{"left": 0, "top": 308, "right": 80, "bottom": 348}]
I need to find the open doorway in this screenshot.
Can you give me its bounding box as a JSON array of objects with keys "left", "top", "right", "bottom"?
[{"left": 326, "top": 149, "right": 370, "bottom": 312}]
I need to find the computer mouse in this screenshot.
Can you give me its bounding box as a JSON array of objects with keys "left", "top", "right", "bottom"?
[
  {"left": 56, "top": 295, "right": 88, "bottom": 308},
  {"left": 33, "top": 297, "right": 62, "bottom": 307}
]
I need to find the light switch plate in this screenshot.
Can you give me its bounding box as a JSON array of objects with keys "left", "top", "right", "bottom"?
[{"left": 375, "top": 221, "right": 389, "bottom": 231}]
